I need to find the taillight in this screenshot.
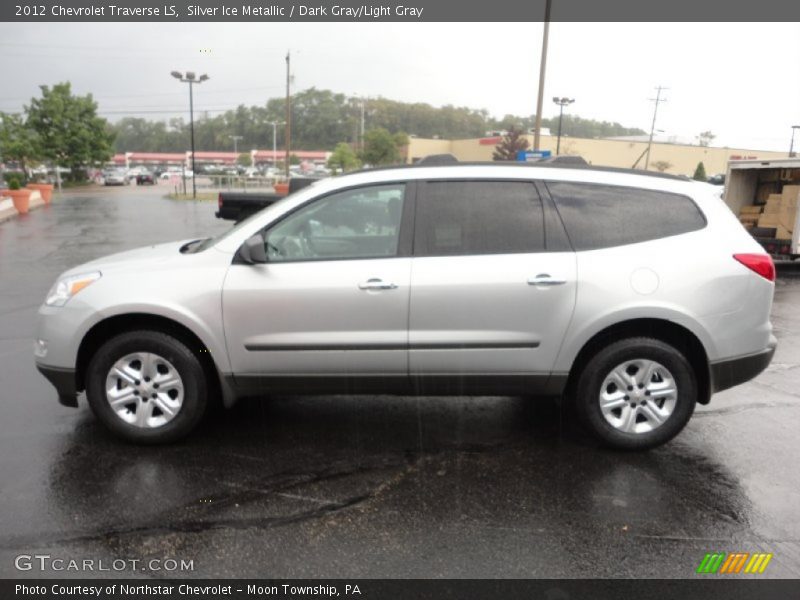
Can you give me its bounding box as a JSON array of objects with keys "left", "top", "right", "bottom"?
[
  {"left": 218, "top": 193, "right": 222, "bottom": 209},
  {"left": 734, "top": 253, "right": 775, "bottom": 282}
]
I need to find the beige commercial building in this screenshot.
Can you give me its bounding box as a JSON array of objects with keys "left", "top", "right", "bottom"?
[{"left": 407, "top": 134, "right": 787, "bottom": 177}]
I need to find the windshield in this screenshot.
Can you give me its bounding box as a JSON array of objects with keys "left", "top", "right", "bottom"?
[{"left": 192, "top": 197, "right": 289, "bottom": 252}]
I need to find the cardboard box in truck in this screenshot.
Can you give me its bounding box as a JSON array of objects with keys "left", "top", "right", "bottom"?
[
  {"left": 782, "top": 185, "right": 800, "bottom": 205},
  {"left": 763, "top": 194, "right": 782, "bottom": 214},
  {"left": 740, "top": 205, "right": 762, "bottom": 215},
  {"left": 758, "top": 213, "right": 780, "bottom": 227}
]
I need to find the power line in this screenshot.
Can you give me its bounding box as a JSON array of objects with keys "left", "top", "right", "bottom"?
[
  {"left": 0, "top": 41, "right": 292, "bottom": 51},
  {"left": 0, "top": 86, "right": 283, "bottom": 104}
]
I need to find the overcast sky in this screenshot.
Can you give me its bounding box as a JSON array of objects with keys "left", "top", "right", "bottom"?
[{"left": 1, "top": 22, "right": 798, "bottom": 151}]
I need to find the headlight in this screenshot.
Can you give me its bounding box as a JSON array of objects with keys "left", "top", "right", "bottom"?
[{"left": 45, "top": 271, "right": 102, "bottom": 307}]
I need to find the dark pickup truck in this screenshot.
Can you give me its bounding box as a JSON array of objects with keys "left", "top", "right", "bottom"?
[{"left": 216, "top": 177, "right": 322, "bottom": 222}]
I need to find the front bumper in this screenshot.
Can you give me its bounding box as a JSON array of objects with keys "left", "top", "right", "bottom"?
[
  {"left": 36, "top": 364, "right": 78, "bottom": 407},
  {"left": 710, "top": 335, "right": 777, "bottom": 393}
]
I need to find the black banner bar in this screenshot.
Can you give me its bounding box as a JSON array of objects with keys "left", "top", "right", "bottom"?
[
  {"left": 2, "top": 0, "right": 800, "bottom": 22},
  {"left": 3, "top": 579, "right": 800, "bottom": 600}
]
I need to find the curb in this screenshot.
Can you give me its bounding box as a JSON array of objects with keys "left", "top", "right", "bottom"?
[
  {"left": 0, "top": 190, "right": 47, "bottom": 223},
  {"left": 0, "top": 197, "right": 19, "bottom": 223}
]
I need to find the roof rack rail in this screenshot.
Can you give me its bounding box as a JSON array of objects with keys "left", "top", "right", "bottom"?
[
  {"left": 538, "top": 155, "right": 588, "bottom": 166},
  {"left": 354, "top": 157, "right": 691, "bottom": 182},
  {"left": 414, "top": 154, "right": 459, "bottom": 165}
]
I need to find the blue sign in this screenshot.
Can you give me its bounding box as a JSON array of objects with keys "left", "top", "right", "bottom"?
[{"left": 517, "top": 150, "right": 552, "bottom": 162}]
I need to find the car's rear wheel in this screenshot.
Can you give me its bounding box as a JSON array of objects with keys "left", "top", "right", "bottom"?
[
  {"left": 574, "top": 337, "right": 696, "bottom": 450},
  {"left": 85, "top": 330, "right": 208, "bottom": 444}
]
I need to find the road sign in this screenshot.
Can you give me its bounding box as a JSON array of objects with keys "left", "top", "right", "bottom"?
[{"left": 517, "top": 150, "right": 552, "bottom": 162}]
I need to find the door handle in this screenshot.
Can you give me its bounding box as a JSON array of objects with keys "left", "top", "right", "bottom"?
[
  {"left": 527, "top": 274, "right": 567, "bottom": 286},
  {"left": 358, "top": 278, "right": 398, "bottom": 290}
]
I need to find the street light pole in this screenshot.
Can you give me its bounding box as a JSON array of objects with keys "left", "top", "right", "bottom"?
[
  {"left": 188, "top": 80, "right": 195, "bottom": 196},
  {"left": 230, "top": 135, "right": 243, "bottom": 156},
  {"left": 284, "top": 51, "right": 292, "bottom": 180},
  {"left": 360, "top": 98, "right": 365, "bottom": 152},
  {"left": 790, "top": 126, "right": 800, "bottom": 158},
  {"left": 171, "top": 70, "right": 209, "bottom": 199},
  {"left": 270, "top": 121, "right": 284, "bottom": 169},
  {"left": 552, "top": 97, "right": 575, "bottom": 155}
]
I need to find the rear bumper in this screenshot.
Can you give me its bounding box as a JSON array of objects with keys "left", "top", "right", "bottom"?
[
  {"left": 36, "top": 364, "right": 78, "bottom": 408},
  {"left": 710, "top": 336, "right": 777, "bottom": 393}
]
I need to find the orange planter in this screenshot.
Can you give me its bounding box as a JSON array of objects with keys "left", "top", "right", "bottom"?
[
  {"left": 7, "top": 189, "right": 32, "bottom": 214},
  {"left": 26, "top": 183, "right": 54, "bottom": 203},
  {"left": 274, "top": 182, "right": 289, "bottom": 196}
]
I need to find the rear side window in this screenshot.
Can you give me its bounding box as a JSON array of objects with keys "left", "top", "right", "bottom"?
[
  {"left": 547, "top": 182, "right": 706, "bottom": 251},
  {"left": 415, "top": 181, "right": 544, "bottom": 256}
]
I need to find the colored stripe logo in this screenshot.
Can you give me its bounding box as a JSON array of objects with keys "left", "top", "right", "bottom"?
[{"left": 696, "top": 552, "right": 773, "bottom": 574}]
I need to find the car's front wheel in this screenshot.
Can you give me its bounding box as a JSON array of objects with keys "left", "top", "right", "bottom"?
[
  {"left": 85, "top": 330, "right": 208, "bottom": 444},
  {"left": 574, "top": 337, "right": 696, "bottom": 450}
]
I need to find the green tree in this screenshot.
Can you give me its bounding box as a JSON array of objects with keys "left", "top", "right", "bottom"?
[
  {"left": 0, "top": 113, "right": 40, "bottom": 175},
  {"left": 105, "top": 87, "right": 648, "bottom": 153},
  {"left": 327, "top": 142, "right": 361, "bottom": 174},
  {"left": 360, "top": 128, "right": 406, "bottom": 166},
  {"left": 237, "top": 152, "right": 252, "bottom": 167},
  {"left": 693, "top": 161, "right": 707, "bottom": 181},
  {"left": 696, "top": 131, "right": 716, "bottom": 147},
  {"left": 26, "top": 82, "right": 114, "bottom": 181},
  {"left": 492, "top": 127, "right": 529, "bottom": 161},
  {"left": 111, "top": 117, "right": 176, "bottom": 152},
  {"left": 392, "top": 131, "right": 409, "bottom": 149}
]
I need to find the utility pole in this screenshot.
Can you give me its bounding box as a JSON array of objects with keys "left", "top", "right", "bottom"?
[
  {"left": 533, "top": 0, "right": 551, "bottom": 151},
  {"left": 644, "top": 86, "right": 668, "bottom": 170},
  {"left": 284, "top": 51, "right": 291, "bottom": 180}
]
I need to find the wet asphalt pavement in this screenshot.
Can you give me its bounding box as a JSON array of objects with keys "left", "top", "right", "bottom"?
[{"left": 1, "top": 184, "right": 799, "bottom": 579}]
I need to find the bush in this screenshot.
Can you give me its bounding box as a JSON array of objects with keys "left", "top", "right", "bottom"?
[
  {"left": 3, "top": 172, "right": 24, "bottom": 190},
  {"left": 693, "top": 161, "right": 707, "bottom": 181}
]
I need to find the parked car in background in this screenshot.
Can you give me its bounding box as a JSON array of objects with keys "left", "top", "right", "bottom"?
[
  {"left": 135, "top": 170, "right": 156, "bottom": 185},
  {"left": 160, "top": 168, "right": 192, "bottom": 180},
  {"left": 36, "top": 161, "right": 776, "bottom": 448},
  {"left": 103, "top": 169, "right": 129, "bottom": 186}
]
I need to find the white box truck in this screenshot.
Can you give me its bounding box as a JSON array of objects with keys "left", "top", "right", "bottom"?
[{"left": 724, "top": 158, "right": 800, "bottom": 259}]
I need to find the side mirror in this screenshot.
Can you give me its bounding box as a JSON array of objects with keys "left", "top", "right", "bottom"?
[{"left": 239, "top": 234, "right": 268, "bottom": 264}]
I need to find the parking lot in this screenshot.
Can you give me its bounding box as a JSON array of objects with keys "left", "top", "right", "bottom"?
[{"left": 1, "top": 184, "right": 799, "bottom": 578}]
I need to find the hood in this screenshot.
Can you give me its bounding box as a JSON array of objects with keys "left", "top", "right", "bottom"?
[{"left": 63, "top": 239, "right": 200, "bottom": 276}]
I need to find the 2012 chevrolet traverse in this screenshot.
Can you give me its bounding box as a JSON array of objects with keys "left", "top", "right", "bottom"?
[{"left": 35, "top": 163, "right": 777, "bottom": 449}]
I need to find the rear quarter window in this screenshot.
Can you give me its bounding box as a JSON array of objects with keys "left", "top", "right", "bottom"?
[{"left": 546, "top": 181, "right": 706, "bottom": 251}]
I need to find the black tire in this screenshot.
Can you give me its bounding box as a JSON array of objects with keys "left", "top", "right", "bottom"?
[
  {"left": 573, "top": 337, "right": 696, "bottom": 450},
  {"left": 85, "top": 330, "right": 208, "bottom": 444}
]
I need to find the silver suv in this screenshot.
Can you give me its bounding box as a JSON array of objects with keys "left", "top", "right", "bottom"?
[{"left": 35, "top": 163, "right": 777, "bottom": 449}]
